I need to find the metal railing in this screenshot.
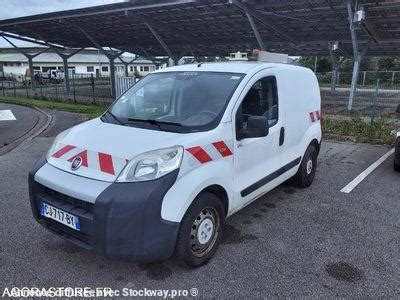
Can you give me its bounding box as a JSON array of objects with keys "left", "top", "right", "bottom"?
[
  {"left": 317, "top": 71, "right": 400, "bottom": 88},
  {"left": 115, "top": 77, "right": 139, "bottom": 98},
  {"left": 0, "top": 73, "right": 130, "bottom": 104}
]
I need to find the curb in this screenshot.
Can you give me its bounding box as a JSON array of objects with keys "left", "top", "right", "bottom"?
[{"left": 0, "top": 103, "right": 53, "bottom": 156}]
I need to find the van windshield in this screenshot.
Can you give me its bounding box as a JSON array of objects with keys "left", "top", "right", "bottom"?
[{"left": 107, "top": 71, "right": 244, "bottom": 132}]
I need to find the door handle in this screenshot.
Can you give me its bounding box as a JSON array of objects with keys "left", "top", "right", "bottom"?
[{"left": 279, "top": 127, "right": 285, "bottom": 146}]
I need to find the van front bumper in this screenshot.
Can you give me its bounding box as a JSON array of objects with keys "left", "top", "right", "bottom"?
[{"left": 28, "top": 157, "right": 180, "bottom": 262}]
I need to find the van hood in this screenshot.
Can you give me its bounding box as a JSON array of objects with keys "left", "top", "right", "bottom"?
[{"left": 47, "top": 118, "right": 190, "bottom": 182}]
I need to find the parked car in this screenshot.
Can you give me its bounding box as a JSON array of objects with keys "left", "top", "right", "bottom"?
[
  {"left": 28, "top": 62, "right": 322, "bottom": 266},
  {"left": 41, "top": 69, "right": 64, "bottom": 84},
  {"left": 394, "top": 104, "right": 400, "bottom": 172}
]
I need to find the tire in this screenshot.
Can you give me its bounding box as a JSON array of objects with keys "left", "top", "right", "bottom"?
[
  {"left": 175, "top": 192, "right": 225, "bottom": 267},
  {"left": 293, "top": 144, "right": 318, "bottom": 188},
  {"left": 394, "top": 161, "right": 400, "bottom": 172}
]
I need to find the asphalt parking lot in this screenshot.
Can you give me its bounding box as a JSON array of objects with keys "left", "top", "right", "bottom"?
[{"left": 1, "top": 105, "right": 399, "bottom": 297}]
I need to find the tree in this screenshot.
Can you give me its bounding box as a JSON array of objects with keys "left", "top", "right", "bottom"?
[
  {"left": 298, "top": 56, "right": 332, "bottom": 72},
  {"left": 377, "top": 57, "right": 400, "bottom": 71}
]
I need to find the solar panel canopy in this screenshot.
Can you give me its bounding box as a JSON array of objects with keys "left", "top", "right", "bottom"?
[{"left": 0, "top": 0, "right": 399, "bottom": 57}]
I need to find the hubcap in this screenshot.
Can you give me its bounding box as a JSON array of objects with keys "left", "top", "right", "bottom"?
[
  {"left": 197, "top": 218, "right": 214, "bottom": 244},
  {"left": 306, "top": 158, "right": 313, "bottom": 175},
  {"left": 189, "top": 207, "right": 220, "bottom": 258}
]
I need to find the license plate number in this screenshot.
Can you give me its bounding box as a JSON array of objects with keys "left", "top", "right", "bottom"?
[{"left": 40, "top": 202, "right": 80, "bottom": 231}]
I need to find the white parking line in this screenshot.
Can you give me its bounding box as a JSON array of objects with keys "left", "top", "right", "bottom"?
[
  {"left": 0, "top": 110, "right": 16, "bottom": 121},
  {"left": 340, "top": 148, "right": 395, "bottom": 194}
]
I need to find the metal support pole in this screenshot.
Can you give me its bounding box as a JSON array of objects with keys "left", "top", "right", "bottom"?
[
  {"left": 12, "top": 74, "right": 16, "bottom": 97},
  {"left": 118, "top": 55, "right": 138, "bottom": 77},
  {"left": 145, "top": 22, "right": 173, "bottom": 58},
  {"left": 229, "top": 0, "right": 297, "bottom": 47},
  {"left": 362, "top": 71, "right": 366, "bottom": 86},
  {"left": 141, "top": 49, "right": 163, "bottom": 70},
  {"left": 172, "top": 55, "right": 181, "bottom": 66},
  {"left": 91, "top": 73, "right": 96, "bottom": 104},
  {"left": 348, "top": 53, "right": 362, "bottom": 110},
  {"left": 27, "top": 56, "right": 36, "bottom": 92},
  {"left": 109, "top": 57, "right": 116, "bottom": 98},
  {"left": 32, "top": 33, "right": 82, "bottom": 95},
  {"left": 347, "top": 1, "right": 364, "bottom": 111},
  {"left": 347, "top": 2, "right": 359, "bottom": 56},
  {"left": 329, "top": 42, "right": 337, "bottom": 92},
  {"left": 331, "top": 69, "right": 338, "bottom": 92},
  {"left": 245, "top": 11, "right": 265, "bottom": 50},
  {"left": 62, "top": 57, "right": 70, "bottom": 92},
  {"left": 72, "top": 70, "right": 76, "bottom": 103},
  {"left": 76, "top": 26, "right": 121, "bottom": 98}
]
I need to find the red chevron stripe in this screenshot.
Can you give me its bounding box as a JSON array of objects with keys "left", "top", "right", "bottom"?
[
  {"left": 98, "top": 152, "right": 115, "bottom": 175},
  {"left": 316, "top": 110, "right": 321, "bottom": 120},
  {"left": 186, "top": 146, "right": 212, "bottom": 164},
  {"left": 52, "top": 145, "right": 76, "bottom": 158},
  {"left": 213, "top": 141, "right": 233, "bottom": 157},
  {"left": 309, "top": 112, "right": 315, "bottom": 122}
]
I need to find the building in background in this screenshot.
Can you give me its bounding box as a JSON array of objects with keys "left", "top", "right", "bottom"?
[{"left": 0, "top": 44, "right": 159, "bottom": 79}]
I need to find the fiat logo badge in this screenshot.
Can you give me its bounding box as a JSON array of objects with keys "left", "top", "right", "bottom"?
[{"left": 71, "top": 156, "right": 83, "bottom": 171}]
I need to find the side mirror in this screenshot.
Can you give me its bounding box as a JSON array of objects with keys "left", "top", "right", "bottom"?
[
  {"left": 239, "top": 116, "right": 269, "bottom": 139},
  {"left": 396, "top": 103, "right": 400, "bottom": 113}
]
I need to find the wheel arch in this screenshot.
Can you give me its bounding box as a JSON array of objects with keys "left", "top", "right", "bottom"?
[
  {"left": 202, "top": 185, "right": 229, "bottom": 217},
  {"left": 310, "top": 138, "right": 320, "bottom": 155}
]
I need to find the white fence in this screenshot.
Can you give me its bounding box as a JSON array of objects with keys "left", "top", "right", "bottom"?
[{"left": 115, "top": 76, "right": 139, "bottom": 98}]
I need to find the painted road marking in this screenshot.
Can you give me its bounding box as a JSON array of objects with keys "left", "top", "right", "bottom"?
[
  {"left": 340, "top": 148, "right": 395, "bottom": 194},
  {"left": 0, "top": 110, "right": 16, "bottom": 121}
]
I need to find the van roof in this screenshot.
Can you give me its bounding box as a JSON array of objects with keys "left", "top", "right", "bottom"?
[{"left": 154, "top": 61, "right": 308, "bottom": 75}]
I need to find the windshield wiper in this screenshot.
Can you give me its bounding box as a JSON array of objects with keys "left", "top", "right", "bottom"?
[{"left": 127, "top": 118, "right": 182, "bottom": 127}]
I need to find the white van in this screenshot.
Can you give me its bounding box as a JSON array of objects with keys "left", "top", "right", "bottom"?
[{"left": 29, "top": 62, "right": 322, "bottom": 266}]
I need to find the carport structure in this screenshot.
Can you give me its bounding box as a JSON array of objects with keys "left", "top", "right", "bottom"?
[{"left": 0, "top": 0, "right": 400, "bottom": 108}]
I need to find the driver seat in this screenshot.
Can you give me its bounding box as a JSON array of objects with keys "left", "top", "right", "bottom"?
[{"left": 242, "top": 88, "right": 264, "bottom": 116}]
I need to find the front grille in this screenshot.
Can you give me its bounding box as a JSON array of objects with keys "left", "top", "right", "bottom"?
[
  {"left": 34, "top": 182, "right": 94, "bottom": 248},
  {"left": 39, "top": 184, "right": 94, "bottom": 214}
]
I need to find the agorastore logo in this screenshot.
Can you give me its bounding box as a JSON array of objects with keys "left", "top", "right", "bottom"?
[{"left": 71, "top": 156, "right": 83, "bottom": 171}]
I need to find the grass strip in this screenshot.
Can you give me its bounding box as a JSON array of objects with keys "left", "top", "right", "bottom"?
[{"left": 0, "top": 96, "right": 108, "bottom": 119}]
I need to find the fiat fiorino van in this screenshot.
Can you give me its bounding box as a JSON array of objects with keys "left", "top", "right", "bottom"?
[{"left": 29, "top": 62, "right": 322, "bottom": 266}]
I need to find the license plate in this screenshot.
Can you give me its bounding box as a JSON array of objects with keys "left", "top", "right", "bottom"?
[{"left": 40, "top": 202, "right": 80, "bottom": 231}]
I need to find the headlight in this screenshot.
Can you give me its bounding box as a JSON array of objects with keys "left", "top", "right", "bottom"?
[
  {"left": 116, "top": 146, "right": 184, "bottom": 182},
  {"left": 46, "top": 129, "right": 71, "bottom": 160}
]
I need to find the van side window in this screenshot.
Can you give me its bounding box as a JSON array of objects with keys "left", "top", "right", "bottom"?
[{"left": 236, "top": 76, "right": 278, "bottom": 135}]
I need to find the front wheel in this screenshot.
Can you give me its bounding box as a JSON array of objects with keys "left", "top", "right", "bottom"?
[
  {"left": 175, "top": 192, "right": 225, "bottom": 267},
  {"left": 293, "top": 144, "right": 318, "bottom": 188}
]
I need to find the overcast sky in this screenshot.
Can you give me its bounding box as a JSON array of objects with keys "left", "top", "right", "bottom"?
[{"left": 0, "top": 0, "right": 123, "bottom": 46}]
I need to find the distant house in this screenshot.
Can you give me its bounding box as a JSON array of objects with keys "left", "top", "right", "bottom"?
[
  {"left": 0, "top": 45, "right": 161, "bottom": 79},
  {"left": 229, "top": 51, "right": 248, "bottom": 61}
]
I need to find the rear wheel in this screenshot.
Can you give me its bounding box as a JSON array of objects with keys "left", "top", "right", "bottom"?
[
  {"left": 175, "top": 192, "right": 225, "bottom": 267},
  {"left": 394, "top": 161, "right": 400, "bottom": 172},
  {"left": 293, "top": 144, "right": 318, "bottom": 188}
]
